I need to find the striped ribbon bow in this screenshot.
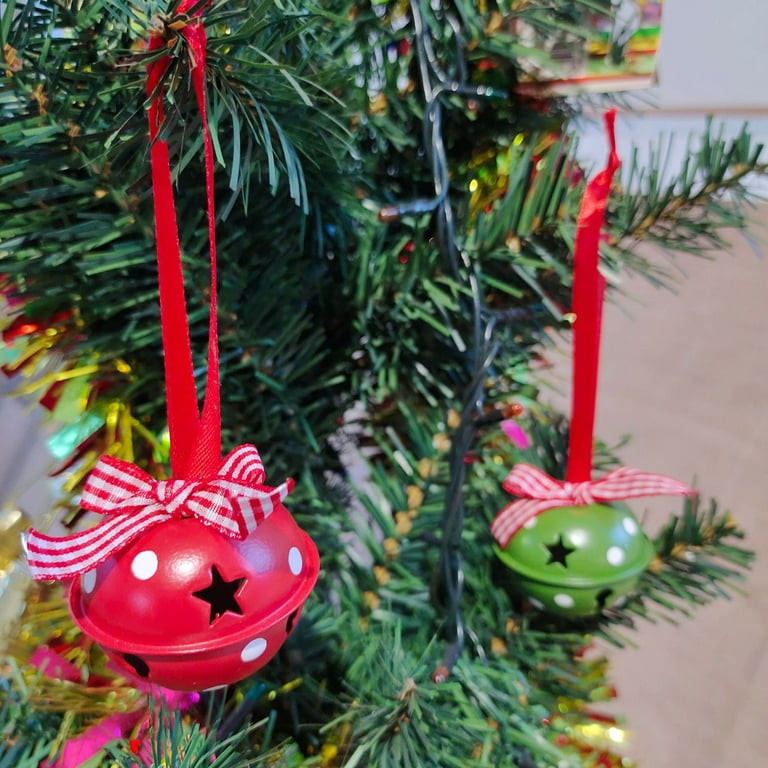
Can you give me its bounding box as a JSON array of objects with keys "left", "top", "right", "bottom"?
[
  {"left": 490, "top": 463, "right": 694, "bottom": 548},
  {"left": 25, "top": 445, "right": 293, "bottom": 581}
]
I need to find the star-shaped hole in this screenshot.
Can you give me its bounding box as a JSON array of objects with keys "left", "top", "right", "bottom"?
[
  {"left": 545, "top": 535, "right": 576, "bottom": 567},
  {"left": 192, "top": 565, "right": 245, "bottom": 624}
]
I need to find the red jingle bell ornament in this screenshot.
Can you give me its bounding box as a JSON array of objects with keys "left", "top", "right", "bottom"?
[
  {"left": 26, "top": 446, "right": 320, "bottom": 691},
  {"left": 25, "top": 2, "right": 322, "bottom": 691}
]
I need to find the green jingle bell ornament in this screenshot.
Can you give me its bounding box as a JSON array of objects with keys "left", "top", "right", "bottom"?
[
  {"left": 490, "top": 112, "right": 693, "bottom": 618},
  {"left": 494, "top": 501, "right": 653, "bottom": 617},
  {"left": 490, "top": 463, "right": 693, "bottom": 618}
]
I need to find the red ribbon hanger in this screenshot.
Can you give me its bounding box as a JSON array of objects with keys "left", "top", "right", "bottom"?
[
  {"left": 146, "top": 1, "right": 220, "bottom": 479},
  {"left": 565, "top": 108, "right": 620, "bottom": 483}
]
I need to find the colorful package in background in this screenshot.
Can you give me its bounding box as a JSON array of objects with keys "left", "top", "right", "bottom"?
[{"left": 515, "top": 0, "right": 662, "bottom": 96}]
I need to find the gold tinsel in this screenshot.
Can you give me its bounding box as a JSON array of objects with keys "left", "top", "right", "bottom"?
[{"left": 2, "top": 557, "right": 145, "bottom": 757}]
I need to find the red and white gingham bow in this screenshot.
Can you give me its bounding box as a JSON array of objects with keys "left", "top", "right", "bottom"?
[
  {"left": 25, "top": 445, "right": 293, "bottom": 581},
  {"left": 490, "top": 463, "right": 694, "bottom": 548}
]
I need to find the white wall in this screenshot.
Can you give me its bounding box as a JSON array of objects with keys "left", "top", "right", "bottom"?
[
  {"left": 571, "top": 2, "right": 768, "bottom": 196},
  {"left": 650, "top": 0, "right": 768, "bottom": 111}
]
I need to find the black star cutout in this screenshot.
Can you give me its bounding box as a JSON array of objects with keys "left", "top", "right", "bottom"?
[
  {"left": 192, "top": 565, "right": 245, "bottom": 624},
  {"left": 545, "top": 535, "right": 576, "bottom": 567}
]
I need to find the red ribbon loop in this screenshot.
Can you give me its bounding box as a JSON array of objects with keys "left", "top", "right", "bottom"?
[
  {"left": 491, "top": 463, "right": 694, "bottom": 548},
  {"left": 25, "top": 446, "right": 294, "bottom": 581},
  {"left": 566, "top": 107, "right": 621, "bottom": 482},
  {"left": 147, "top": 9, "right": 220, "bottom": 479}
]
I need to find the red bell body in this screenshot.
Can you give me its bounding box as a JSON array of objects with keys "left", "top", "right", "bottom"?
[{"left": 69, "top": 502, "right": 319, "bottom": 691}]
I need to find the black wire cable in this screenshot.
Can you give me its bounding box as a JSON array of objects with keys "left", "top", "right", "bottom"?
[{"left": 392, "top": 0, "right": 504, "bottom": 679}]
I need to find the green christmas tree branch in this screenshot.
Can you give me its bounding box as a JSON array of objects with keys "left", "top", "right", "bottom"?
[{"left": 0, "top": 1, "right": 764, "bottom": 767}]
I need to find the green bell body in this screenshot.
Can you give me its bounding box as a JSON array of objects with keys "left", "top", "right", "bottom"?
[{"left": 494, "top": 502, "right": 654, "bottom": 617}]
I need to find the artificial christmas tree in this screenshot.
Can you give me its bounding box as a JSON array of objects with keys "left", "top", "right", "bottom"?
[{"left": 0, "top": 1, "right": 763, "bottom": 766}]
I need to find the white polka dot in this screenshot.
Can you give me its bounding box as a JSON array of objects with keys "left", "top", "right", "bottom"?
[
  {"left": 82, "top": 570, "right": 97, "bottom": 594},
  {"left": 606, "top": 546, "right": 625, "bottom": 566},
  {"left": 569, "top": 529, "right": 587, "bottom": 547},
  {"left": 523, "top": 517, "right": 537, "bottom": 529},
  {"left": 622, "top": 517, "right": 638, "bottom": 535},
  {"left": 288, "top": 547, "right": 303, "bottom": 575},
  {"left": 131, "top": 550, "right": 159, "bottom": 580},
  {"left": 528, "top": 597, "right": 544, "bottom": 609},
  {"left": 240, "top": 637, "right": 268, "bottom": 662},
  {"left": 553, "top": 593, "right": 575, "bottom": 609}
]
